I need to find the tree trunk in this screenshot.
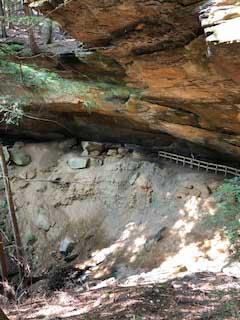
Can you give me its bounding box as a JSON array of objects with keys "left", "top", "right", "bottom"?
[
  {"left": 0, "top": 308, "right": 9, "bottom": 320},
  {"left": 0, "top": 145, "right": 25, "bottom": 283},
  {"left": 0, "top": 0, "right": 7, "bottom": 38},
  {"left": 5, "top": 0, "right": 14, "bottom": 30},
  {"left": 23, "top": 0, "right": 40, "bottom": 54},
  {"left": 0, "top": 231, "right": 15, "bottom": 299},
  {"left": 45, "top": 19, "right": 53, "bottom": 44}
]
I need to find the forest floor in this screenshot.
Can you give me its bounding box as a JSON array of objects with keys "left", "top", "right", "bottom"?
[{"left": 4, "top": 272, "right": 240, "bottom": 320}]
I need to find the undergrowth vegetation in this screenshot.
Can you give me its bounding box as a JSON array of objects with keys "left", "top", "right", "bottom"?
[
  {"left": 0, "top": 50, "right": 99, "bottom": 113},
  {"left": 205, "top": 177, "right": 240, "bottom": 256},
  {"left": 0, "top": 96, "right": 27, "bottom": 124},
  {"left": 0, "top": 43, "right": 24, "bottom": 57},
  {"left": 0, "top": 43, "right": 141, "bottom": 117}
]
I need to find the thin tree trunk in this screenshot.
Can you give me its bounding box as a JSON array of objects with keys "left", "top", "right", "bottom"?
[
  {"left": 45, "top": 19, "right": 53, "bottom": 44},
  {"left": 5, "top": 0, "right": 14, "bottom": 30},
  {"left": 0, "top": 0, "right": 7, "bottom": 38},
  {"left": 0, "top": 308, "right": 9, "bottom": 320},
  {"left": 0, "top": 231, "right": 14, "bottom": 299},
  {"left": 0, "top": 145, "right": 25, "bottom": 283},
  {"left": 23, "top": 1, "right": 40, "bottom": 54}
]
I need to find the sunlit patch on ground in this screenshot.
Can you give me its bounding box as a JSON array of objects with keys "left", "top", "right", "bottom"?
[
  {"left": 82, "top": 192, "right": 231, "bottom": 286},
  {"left": 4, "top": 272, "right": 240, "bottom": 320}
]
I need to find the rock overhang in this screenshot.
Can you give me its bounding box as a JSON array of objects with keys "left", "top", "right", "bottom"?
[{"left": 3, "top": 0, "right": 240, "bottom": 159}]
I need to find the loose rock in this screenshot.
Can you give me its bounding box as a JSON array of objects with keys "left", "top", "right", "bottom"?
[
  {"left": 81, "top": 141, "right": 104, "bottom": 153},
  {"left": 59, "top": 238, "right": 75, "bottom": 256},
  {"left": 10, "top": 149, "right": 31, "bottom": 166},
  {"left": 68, "top": 158, "right": 89, "bottom": 169}
]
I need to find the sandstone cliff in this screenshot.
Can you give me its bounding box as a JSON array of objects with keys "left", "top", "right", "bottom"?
[{"left": 1, "top": 0, "right": 240, "bottom": 159}]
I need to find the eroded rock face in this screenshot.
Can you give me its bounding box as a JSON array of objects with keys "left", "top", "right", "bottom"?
[
  {"left": 6, "top": 140, "right": 231, "bottom": 279},
  {"left": 33, "top": 0, "right": 201, "bottom": 57},
  {"left": 3, "top": 0, "right": 240, "bottom": 158}
]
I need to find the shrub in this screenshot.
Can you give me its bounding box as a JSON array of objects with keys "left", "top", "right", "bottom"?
[
  {"left": 206, "top": 177, "right": 240, "bottom": 256},
  {"left": 0, "top": 96, "right": 27, "bottom": 125}
]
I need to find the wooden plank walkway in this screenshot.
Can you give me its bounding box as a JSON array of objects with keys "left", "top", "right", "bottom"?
[{"left": 158, "top": 151, "right": 240, "bottom": 177}]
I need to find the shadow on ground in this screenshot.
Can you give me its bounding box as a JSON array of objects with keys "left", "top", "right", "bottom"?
[{"left": 5, "top": 272, "right": 240, "bottom": 320}]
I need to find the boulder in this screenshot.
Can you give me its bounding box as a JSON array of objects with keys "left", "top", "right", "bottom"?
[
  {"left": 67, "top": 158, "right": 89, "bottom": 169},
  {"left": 10, "top": 149, "right": 31, "bottom": 166},
  {"left": 59, "top": 238, "right": 75, "bottom": 256},
  {"left": 81, "top": 141, "right": 104, "bottom": 153}
]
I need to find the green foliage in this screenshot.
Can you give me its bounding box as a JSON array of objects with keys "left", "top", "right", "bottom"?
[
  {"left": 0, "top": 43, "right": 24, "bottom": 58},
  {"left": 0, "top": 59, "right": 87, "bottom": 93},
  {"left": 0, "top": 45, "right": 139, "bottom": 118},
  {"left": 0, "top": 59, "right": 102, "bottom": 112},
  {"left": 0, "top": 96, "right": 27, "bottom": 125},
  {"left": 205, "top": 177, "right": 240, "bottom": 256},
  {"left": 0, "top": 15, "right": 42, "bottom": 24},
  {"left": 0, "top": 57, "right": 137, "bottom": 108}
]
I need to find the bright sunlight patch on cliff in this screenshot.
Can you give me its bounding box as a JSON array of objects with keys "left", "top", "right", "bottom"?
[{"left": 200, "top": 0, "right": 240, "bottom": 44}]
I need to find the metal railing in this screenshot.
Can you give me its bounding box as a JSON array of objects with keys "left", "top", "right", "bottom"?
[{"left": 158, "top": 151, "right": 240, "bottom": 177}]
